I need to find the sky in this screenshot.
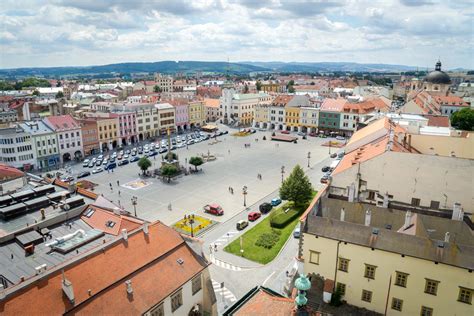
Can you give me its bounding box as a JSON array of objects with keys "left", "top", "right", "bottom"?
[{"left": 0, "top": 0, "right": 473, "bottom": 69}]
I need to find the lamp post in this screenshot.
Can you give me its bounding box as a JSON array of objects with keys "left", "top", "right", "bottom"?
[
  {"left": 131, "top": 196, "right": 138, "bottom": 217},
  {"left": 281, "top": 166, "right": 285, "bottom": 184},
  {"left": 307, "top": 152, "right": 311, "bottom": 168},
  {"left": 242, "top": 186, "right": 248, "bottom": 207},
  {"left": 189, "top": 214, "right": 195, "bottom": 237},
  {"left": 328, "top": 139, "right": 331, "bottom": 155}
]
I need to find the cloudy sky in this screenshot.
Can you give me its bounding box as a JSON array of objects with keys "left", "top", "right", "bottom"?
[{"left": 1, "top": 0, "right": 473, "bottom": 69}]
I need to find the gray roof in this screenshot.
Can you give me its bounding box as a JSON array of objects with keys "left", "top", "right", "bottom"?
[
  {"left": 19, "top": 121, "right": 55, "bottom": 136},
  {"left": 305, "top": 197, "right": 474, "bottom": 270}
]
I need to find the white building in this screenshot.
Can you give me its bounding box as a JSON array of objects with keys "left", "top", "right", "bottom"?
[
  {"left": 19, "top": 121, "right": 60, "bottom": 170},
  {"left": 0, "top": 126, "right": 36, "bottom": 170},
  {"left": 43, "top": 115, "right": 83, "bottom": 163}
]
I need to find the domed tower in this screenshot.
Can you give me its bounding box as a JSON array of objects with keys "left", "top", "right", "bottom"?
[{"left": 422, "top": 60, "right": 451, "bottom": 95}]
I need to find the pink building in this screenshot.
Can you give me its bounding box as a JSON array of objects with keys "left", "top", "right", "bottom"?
[
  {"left": 111, "top": 111, "right": 138, "bottom": 146},
  {"left": 168, "top": 99, "right": 189, "bottom": 132}
]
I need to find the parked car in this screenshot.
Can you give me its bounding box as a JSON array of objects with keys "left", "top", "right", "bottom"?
[
  {"left": 118, "top": 159, "right": 129, "bottom": 166},
  {"left": 337, "top": 152, "right": 345, "bottom": 158},
  {"left": 297, "top": 132, "right": 306, "bottom": 136},
  {"left": 321, "top": 166, "right": 330, "bottom": 173},
  {"left": 82, "top": 159, "right": 90, "bottom": 167},
  {"left": 102, "top": 159, "right": 108, "bottom": 166},
  {"left": 248, "top": 212, "right": 261, "bottom": 222},
  {"left": 130, "top": 156, "right": 140, "bottom": 163},
  {"left": 158, "top": 147, "right": 168, "bottom": 154},
  {"left": 271, "top": 198, "right": 282, "bottom": 206},
  {"left": 77, "top": 171, "right": 91, "bottom": 178},
  {"left": 281, "top": 130, "right": 290, "bottom": 134},
  {"left": 330, "top": 153, "right": 337, "bottom": 158},
  {"left": 259, "top": 202, "right": 273, "bottom": 214},
  {"left": 309, "top": 132, "right": 317, "bottom": 137},
  {"left": 96, "top": 159, "right": 102, "bottom": 166},
  {"left": 97, "top": 154, "right": 104, "bottom": 160},
  {"left": 236, "top": 220, "right": 249, "bottom": 231},
  {"left": 88, "top": 161, "right": 95, "bottom": 168},
  {"left": 293, "top": 226, "right": 301, "bottom": 238},
  {"left": 61, "top": 176, "right": 75, "bottom": 183},
  {"left": 104, "top": 162, "right": 117, "bottom": 170},
  {"left": 124, "top": 154, "right": 130, "bottom": 159},
  {"left": 320, "top": 175, "right": 330, "bottom": 183},
  {"left": 148, "top": 151, "right": 157, "bottom": 157},
  {"left": 204, "top": 204, "right": 224, "bottom": 216},
  {"left": 336, "top": 136, "right": 345, "bottom": 141},
  {"left": 92, "top": 167, "right": 103, "bottom": 174}
]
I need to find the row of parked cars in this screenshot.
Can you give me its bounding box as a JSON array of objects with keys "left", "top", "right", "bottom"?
[
  {"left": 236, "top": 197, "right": 282, "bottom": 230},
  {"left": 320, "top": 151, "right": 345, "bottom": 183}
]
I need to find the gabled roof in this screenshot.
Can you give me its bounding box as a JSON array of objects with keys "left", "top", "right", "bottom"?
[
  {"left": 422, "top": 114, "right": 450, "bottom": 127},
  {"left": 203, "top": 98, "right": 220, "bottom": 108},
  {"left": 224, "top": 286, "right": 293, "bottom": 316},
  {"left": 1, "top": 221, "right": 208, "bottom": 315},
  {"left": 320, "top": 98, "right": 347, "bottom": 112},
  {"left": 0, "top": 164, "right": 24, "bottom": 182},
  {"left": 81, "top": 205, "right": 143, "bottom": 236},
  {"left": 270, "top": 95, "right": 293, "bottom": 107},
  {"left": 43, "top": 115, "right": 80, "bottom": 131}
]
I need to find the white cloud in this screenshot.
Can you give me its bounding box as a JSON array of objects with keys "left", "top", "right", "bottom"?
[{"left": 0, "top": 0, "right": 472, "bottom": 69}]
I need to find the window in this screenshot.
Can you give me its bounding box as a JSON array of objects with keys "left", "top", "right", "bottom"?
[
  {"left": 395, "top": 272, "right": 409, "bottom": 287},
  {"left": 458, "top": 287, "right": 472, "bottom": 304},
  {"left": 430, "top": 200, "right": 440, "bottom": 210},
  {"left": 336, "top": 282, "right": 346, "bottom": 296},
  {"left": 149, "top": 303, "right": 164, "bottom": 316},
  {"left": 364, "top": 264, "right": 376, "bottom": 279},
  {"left": 361, "top": 290, "right": 372, "bottom": 302},
  {"left": 309, "top": 251, "right": 320, "bottom": 264},
  {"left": 420, "top": 306, "right": 433, "bottom": 316},
  {"left": 367, "top": 191, "right": 375, "bottom": 200},
  {"left": 391, "top": 298, "right": 403, "bottom": 311},
  {"left": 338, "top": 258, "right": 349, "bottom": 272},
  {"left": 192, "top": 274, "right": 202, "bottom": 295},
  {"left": 411, "top": 198, "right": 420, "bottom": 207},
  {"left": 171, "top": 289, "right": 183, "bottom": 312},
  {"left": 424, "top": 279, "right": 439, "bottom": 295}
]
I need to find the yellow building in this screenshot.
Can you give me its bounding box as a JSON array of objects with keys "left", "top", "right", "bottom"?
[
  {"left": 155, "top": 103, "right": 175, "bottom": 134},
  {"left": 300, "top": 187, "right": 473, "bottom": 316},
  {"left": 95, "top": 117, "right": 119, "bottom": 151},
  {"left": 254, "top": 103, "right": 269, "bottom": 128},
  {"left": 284, "top": 106, "right": 301, "bottom": 131},
  {"left": 188, "top": 100, "right": 206, "bottom": 128}
]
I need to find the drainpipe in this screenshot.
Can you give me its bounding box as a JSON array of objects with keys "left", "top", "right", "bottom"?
[
  {"left": 333, "top": 241, "right": 342, "bottom": 292},
  {"left": 384, "top": 274, "right": 392, "bottom": 316}
]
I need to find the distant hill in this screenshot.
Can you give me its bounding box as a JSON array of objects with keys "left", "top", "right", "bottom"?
[
  {"left": 0, "top": 61, "right": 270, "bottom": 79},
  {"left": 0, "top": 60, "right": 423, "bottom": 79},
  {"left": 241, "top": 61, "right": 418, "bottom": 73}
]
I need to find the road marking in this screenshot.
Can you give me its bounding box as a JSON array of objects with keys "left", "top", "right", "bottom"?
[
  {"left": 209, "top": 254, "right": 243, "bottom": 271},
  {"left": 262, "top": 271, "right": 275, "bottom": 286},
  {"left": 211, "top": 279, "right": 237, "bottom": 303}
]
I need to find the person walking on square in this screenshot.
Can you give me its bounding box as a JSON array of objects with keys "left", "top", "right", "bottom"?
[{"left": 116, "top": 180, "right": 119, "bottom": 186}]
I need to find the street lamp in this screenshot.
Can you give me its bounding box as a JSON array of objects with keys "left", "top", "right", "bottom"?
[
  {"left": 188, "top": 214, "right": 195, "bottom": 237},
  {"left": 281, "top": 166, "right": 285, "bottom": 184},
  {"left": 307, "top": 152, "right": 311, "bottom": 168},
  {"left": 242, "top": 186, "right": 248, "bottom": 207},
  {"left": 328, "top": 140, "right": 331, "bottom": 155},
  {"left": 131, "top": 196, "right": 138, "bottom": 217}
]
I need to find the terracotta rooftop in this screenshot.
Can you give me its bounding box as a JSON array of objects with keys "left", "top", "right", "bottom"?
[
  {"left": 343, "top": 98, "right": 390, "bottom": 114},
  {"left": 422, "top": 114, "right": 450, "bottom": 127},
  {"left": 1, "top": 221, "right": 208, "bottom": 315},
  {"left": 81, "top": 205, "right": 143, "bottom": 236},
  {"left": 0, "top": 164, "right": 24, "bottom": 182},
  {"left": 203, "top": 98, "right": 220, "bottom": 108},
  {"left": 271, "top": 95, "right": 293, "bottom": 107},
  {"left": 320, "top": 98, "right": 347, "bottom": 112},
  {"left": 224, "top": 286, "right": 294, "bottom": 316},
  {"left": 44, "top": 115, "right": 80, "bottom": 131}
]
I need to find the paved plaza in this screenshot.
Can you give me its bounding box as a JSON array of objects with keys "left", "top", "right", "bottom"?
[{"left": 79, "top": 128, "right": 335, "bottom": 226}]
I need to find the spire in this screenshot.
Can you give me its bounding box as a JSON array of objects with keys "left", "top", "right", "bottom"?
[{"left": 435, "top": 60, "right": 442, "bottom": 71}]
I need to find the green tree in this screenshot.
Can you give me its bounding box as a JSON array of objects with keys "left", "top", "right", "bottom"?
[
  {"left": 138, "top": 157, "right": 152, "bottom": 175},
  {"left": 56, "top": 81, "right": 62, "bottom": 87},
  {"left": 55, "top": 91, "right": 64, "bottom": 99},
  {"left": 256, "top": 80, "right": 262, "bottom": 91},
  {"left": 0, "top": 81, "right": 14, "bottom": 90},
  {"left": 153, "top": 85, "right": 162, "bottom": 93},
  {"left": 161, "top": 164, "right": 178, "bottom": 183},
  {"left": 32, "top": 90, "right": 40, "bottom": 96},
  {"left": 189, "top": 156, "right": 203, "bottom": 171},
  {"left": 451, "top": 108, "right": 474, "bottom": 131},
  {"left": 288, "top": 85, "right": 295, "bottom": 93},
  {"left": 243, "top": 84, "right": 249, "bottom": 93},
  {"left": 279, "top": 165, "right": 313, "bottom": 207}
]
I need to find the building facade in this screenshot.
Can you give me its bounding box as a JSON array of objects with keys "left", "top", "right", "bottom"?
[
  {"left": 19, "top": 121, "right": 60, "bottom": 170},
  {"left": 112, "top": 111, "right": 137, "bottom": 146},
  {"left": 188, "top": 100, "right": 206, "bottom": 128},
  {"left": 43, "top": 115, "right": 83, "bottom": 163},
  {"left": 155, "top": 103, "right": 176, "bottom": 134},
  {"left": 79, "top": 119, "right": 100, "bottom": 156},
  {"left": 0, "top": 126, "right": 36, "bottom": 170}
]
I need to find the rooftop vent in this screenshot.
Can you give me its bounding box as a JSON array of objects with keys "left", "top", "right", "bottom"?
[
  {"left": 84, "top": 208, "right": 95, "bottom": 218},
  {"left": 436, "top": 241, "right": 445, "bottom": 248},
  {"left": 384, "top": 224, "right": 392, "bottom": 230},
  {"left": 121, "top": 229, "right": 128, "bottom": 241},
  {"left": 372, "top": 228, "right": 379, "bottom": 235},
  {"left": 177, "top": 258, "right": 184, "bottom": 265},
  {"left": 105, "top": 220, "right": 116, "bottom": 228},
  {"left": 143, "top": 222, "right": 149, "bottom": 235},
  {"left": 125, "top": 280, "right": 133, "bottom": 295}
]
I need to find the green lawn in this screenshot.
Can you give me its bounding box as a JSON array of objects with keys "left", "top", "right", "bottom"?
[{"left": 224, "top": 202, "right": 303, "bottom": 264}]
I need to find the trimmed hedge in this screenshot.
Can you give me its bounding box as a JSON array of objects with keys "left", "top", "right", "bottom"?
[
  {"left": 255, "top": 230, "right": 281, "bottom": 249},
  {"left": 270, "top": 208, "right": 301, "bottom": 229}
]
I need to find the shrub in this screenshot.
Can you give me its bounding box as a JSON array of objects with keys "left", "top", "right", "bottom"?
[
  {"left": 270, "top": 209, "right": 301, "bottom": 228},
  {"left": 255, "top": 230, "right": 281, "bottom": 249}
]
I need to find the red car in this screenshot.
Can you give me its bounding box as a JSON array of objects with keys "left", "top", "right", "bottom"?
[
  {"left": 248, "top": 212, "right": 261, "bottom": 221},
  {"left": 204, "top": 203, "right": 224, "bottom": 216},
  {"left": 309, "top": 132, "right": 317, "bottom": 137},
  {"left": 281, "top": 130, "right": 290, "bottom": 134}
]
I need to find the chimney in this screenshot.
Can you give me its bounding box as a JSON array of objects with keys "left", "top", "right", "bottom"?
[
  {"left": 143, "top": 222, "right": 149, "bottom": 235},
  {"left": 62, "top": 270, "right": 75, "bottom": 305},
  {"left": 444, "top": 232, "right": 450, "bottom": 243},
  {"left": 452, "top": 203, "right": 462, "bottom": 221},
  {"left": 340, "top": 208, "right": 345, "bottom": 222},
  {"left": 364, "top": 210, "right": 371, "bottom": 226},
  {"left": 382, "top": 192, "right": 389, "bottom": 208},
  {"left": 121, "top": 229, "right": 128, "bottom": 241},
  {"left": 404, "top": 211, "right": 412, "bottom": 228},
  {"left": 125, "top": 280, "right": 133, "bottom": 295}
]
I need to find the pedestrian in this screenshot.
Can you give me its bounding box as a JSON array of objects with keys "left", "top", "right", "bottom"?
[
  {"left": 286, "top": 271, "right": 289, "bottom": 277},
  {"left": 168, "top": 203, "right": 172, "bottom": 211},
  {"left": 214, "top": 244, "right": 218, "bottom": 252},
  {"left": 117, "top": 180, "right": 119, "bottom": 186},
  {"left": 228, "top": 149, "right": 230, "bottom": 155},
  {"left": 118, "top": 190, "right": 121, "bottom": 196},
  {"left": 109, "top": 183, "right": 112, "bottom": 188},
  {"left": 209, "top": 244, "right": 213, "bottom": 254}
]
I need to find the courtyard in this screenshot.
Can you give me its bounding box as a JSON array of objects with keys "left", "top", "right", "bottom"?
[{"left": 72, "top": 126, "right": 335, "bottom": 226}]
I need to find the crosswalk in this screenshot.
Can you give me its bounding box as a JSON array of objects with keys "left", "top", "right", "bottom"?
[
  {"left": 212, "top": 231, "right": 240, "bottom": 246},
  {"left": 212, "top": 279, "right": 237, "bottom": 303},
  {"left": 209, "top": 254, "right": 244, "bottom": 271}
]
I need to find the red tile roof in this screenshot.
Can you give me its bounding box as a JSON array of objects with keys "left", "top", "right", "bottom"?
[
  {"left": 271, "top": 95, "right": 293, "bottom": 107},
  {"left": 422, "top": 114, "right": 450, "bottom": 127},
  {"left": 343, "top": 98, "right": 390, "bottom": 114},
  {"left": 233, "top": 287, "right": 294, "bottom": 316},
  {"left": 0, "top": 164, "right": 24, "bottom": 181},
  {"left": 44, "top": 115, "right": 80, "bottom": 131},
  {"left": 320, "top": 98, "right": 347, "bottom": 112},
  {"left": 1, "top": 222, "right": 208, "bottom": 315},
  {"left": 81, "top": 205, "right": 143, "bottom": 236}
]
